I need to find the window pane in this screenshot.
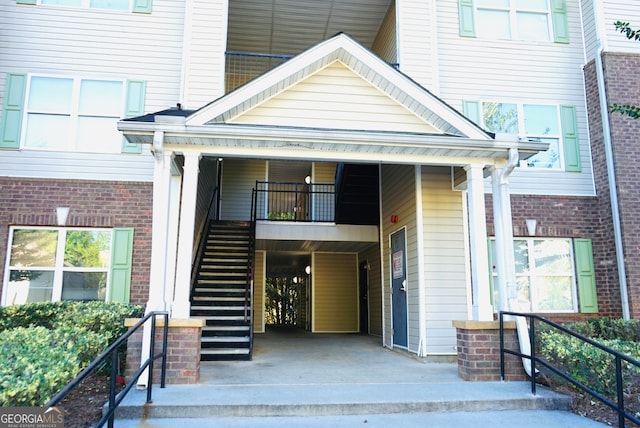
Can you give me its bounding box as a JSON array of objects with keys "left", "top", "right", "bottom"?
[
  {"left": 515, "top": 276, "right": 532, "bottom": 310},
  {"left": 90, "top": 0, "right": 130, "bottom": 9},
  {"left": 535, "top": 277, "right": 573, "bottom": 311},
  {"left": 477, "top": 10, "right": 511, "bottom": 39},
  {"left": 524, "top": 105, "right": 558, "bottom": 135},
  {"left": 62, "top": 271, "right": 107, "bottom": 301},
  {"left": 477, "top": 0, "right": 509, "bottom": 7},
  {"left": 24, "top": 114, "right": 71, "bottom": 150},
  {"left": 64, "top": 230, "right": 111, "bottom": 268},
  {"left": 76, "top": 117, "right": 122, "bottom": 153},
  {"left": 515, "top": 0, "right": 548, "bottom": 12},
  {"left": 534, "top": 239, "right": 572, "bottom": 274},
  {"left": 7, "top": 270, "right": 54, "bottom": 305},
  {"left": 28, "top": 77, "right": 73, "bottom": 113},
  {"left": 79, "top": 80, "right": 123, "bottom": 116},
  {"left": 483, "top": 102, "right": 519, "bottom": 133},
  {"left": 517, "top": 12, "right": 550, "bottom": 41},
  {"left": 42, "top": 0, "right": 82, "bottom": 4},
  {"left": 526, "top": 137, "right": 560, "bottom": 168},
  {"left": 513, "top": 240, "right": 529, "bottom": 274},
  {"left": 10, "top": 229, "right": 59, "bottom": 267}
]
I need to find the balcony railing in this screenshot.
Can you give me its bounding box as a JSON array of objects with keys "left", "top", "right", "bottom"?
[{"left": 253, "top": 181, "right": 335, "bottom": 222}]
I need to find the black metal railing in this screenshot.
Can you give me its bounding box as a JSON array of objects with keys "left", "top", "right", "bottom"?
[
  {"left": 253, "top": 181, "right": 335, "bottom": 222},
  {"left": 225, "top": 51, "right": 293, "bottom": 93},
  {"left": 46, "top": 311, "right": 169, "bottom": 428},
  {"left": 191, "top": 186, "right": 220, "bottom": 299},
  {"left": 500, "top": 311, "right": 640, "bottom": 428}
]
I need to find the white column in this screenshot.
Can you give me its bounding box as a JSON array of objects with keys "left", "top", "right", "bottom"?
[
  {"left": 465, "top": 164, "right": 493, "bottom": 321},
  {"left": 172, "top": 151, "right": 201, "bottom": 318},
  {"left": 164, "top": 174, "right": 182, "bottom": 309},
  {"left": 491, "top": 163, "right": 517, "bottom": 313}
]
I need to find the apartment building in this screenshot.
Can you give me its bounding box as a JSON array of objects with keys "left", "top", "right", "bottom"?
[{"left": 1, "top": 0, "right": 639, "bottom": 361}]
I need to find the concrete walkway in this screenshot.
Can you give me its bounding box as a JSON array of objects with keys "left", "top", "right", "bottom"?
[{"left": 114, "top": 328, "right": 608, "bottom": 427}]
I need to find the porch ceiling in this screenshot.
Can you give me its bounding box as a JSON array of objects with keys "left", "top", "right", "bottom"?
[{"left": 227, "top": 0, "right": 393, "bottom": 55}]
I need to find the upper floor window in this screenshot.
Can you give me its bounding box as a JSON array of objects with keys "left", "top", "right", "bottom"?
[
  {"left": 458, "top": 0, "right": 570, "bottom": 44},
  {"left": 32, "top": 0, "right": 145, "bottom": 12},
  {"left": 480, "top": 102, "right": 561, "bottom": 169},
  {"left": 24, "top": 76, "right": 124, "bottom": 153},
  {"left": 476, "top": 0, "right": 551, "bottom": 41}
]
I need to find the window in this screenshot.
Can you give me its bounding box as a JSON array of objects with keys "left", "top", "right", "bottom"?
[
  {"left": 2, "top": 227, "right": 133, "bottom": 306},
  {"left": 489, "top": 237, "right": 598, "bottom": 313},
  {"left": 23, "top": 76, "right": 124, "bottom": 153},
  {"left": 39, "top": 0, "right": 132, "bottom": 11},
  {"left": 480, "top": 102, "right": 561, "bottom": 169},
  {"left": 458, "top": 0, "right": 569, "bottom": 43}
]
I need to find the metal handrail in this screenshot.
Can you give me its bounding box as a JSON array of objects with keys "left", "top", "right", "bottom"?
[
  {"left": 46, "top": 311, "right": 169, "bottom": 428},
  {"left": 191, "top": 186, "right": 220, "bottom": 299},
  {"left": 254, "top": 181, "right": 335, "bottom": 222},
  {"left": 499, "top": 311, "right": 640, "bottom": 428}
]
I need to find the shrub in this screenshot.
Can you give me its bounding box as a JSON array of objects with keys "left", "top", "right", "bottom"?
[{"left": 0, "top": 301, "right": 143, "bottom": 406}]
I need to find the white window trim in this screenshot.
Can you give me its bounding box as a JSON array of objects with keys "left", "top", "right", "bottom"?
[
  {"left": 20, "top": 73, "right": 126, "bottom": 153},
  {"left": 476, "top": 0, "right": 553, "bottom": 42},
  {"left": 2, "top": 226, "right": 113, "bottom": 306},
  {"left": 36, "top": 0, "right": 133, "bottom": 12}
]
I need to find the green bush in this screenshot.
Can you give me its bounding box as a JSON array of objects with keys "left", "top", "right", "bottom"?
[
  {"left": 538, "top": 319, "right": 640, "bottom": 395},
  {"left": 0, "top": 301, "right": 143, "bottom": 406},
  {"left": 564, "top": 317, "right": 640, "bottom": 343}
]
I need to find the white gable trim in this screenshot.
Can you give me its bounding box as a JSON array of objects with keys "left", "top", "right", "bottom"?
[{"left": 185, "top": 33, "right": 489, "bottom": 140}]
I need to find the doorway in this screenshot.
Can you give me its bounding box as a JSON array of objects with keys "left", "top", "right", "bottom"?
[
  {"left": 359, "top": 260, "right": 369, "bottom": 334},
  {"left": 265, "top": 253, "right": 311, "bottom": 331},
  {"left": 391, "top": 228, "right": 408, "bottom": 348}
]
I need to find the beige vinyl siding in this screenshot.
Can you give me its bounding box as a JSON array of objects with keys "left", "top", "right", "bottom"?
[
  {"left": 397, "top": 0, "right": 437, "bottom": 91},
  {"left": 380, "top": 164, "right": 418, "bottom": 351},
  {"left": 436, "top": 0, "right": 595, "bottom": 197},
  {"left": 312, "top": 162, "right": 336, "bottom": 222},
  {"left": 422, "top": 166, "right": 467, "bottom": 355},
  {"left": 371, "top": 1, "right": 397, "bottom": 64},
  {"left": 253, "top": 251, "right": 266, "bottom": 333},
  {"left": 360, "top": 244, "right": 383, "bottom": 336},
  {"left": 181, "top": 0, "right": 227, "bottom": 108},
  {"left": 228, "top": 62, "right": 442, "bottom": 134},
  {"left": 0, "top": 0, "right": 184, "bottom": 180},
  {"left": 580, "top": 0, "right": 599, "bottom": 61},
  {"left": 312, "top": 252, "right": 358, "bottom": 333},
  {"left": 220, "top": 159, "right": 266, "bottom": 221},
  {"left": 602, "top": 0, "right": 640, "bottom": 54}
]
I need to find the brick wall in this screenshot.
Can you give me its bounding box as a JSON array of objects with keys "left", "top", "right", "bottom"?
[
  {"left": 485, "top": 194, "right": 622, "bottom": 318},
  {"left": 584, "top": 53, "right": 640, "bottom": 318},
  {"left": 0, "top": 178, "right": 152, "bottom": 305},
  {"left": 125, "top": 319, "right": 204, "bottom": 385}
]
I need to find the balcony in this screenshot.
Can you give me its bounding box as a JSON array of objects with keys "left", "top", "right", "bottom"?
[{"left": 253, "top": 181, "right": 335, "bottom": 223}]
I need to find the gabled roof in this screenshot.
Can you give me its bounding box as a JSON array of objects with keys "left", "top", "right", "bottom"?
[{"left": 118, "top": 33, "right": 547, "bottom": 164}]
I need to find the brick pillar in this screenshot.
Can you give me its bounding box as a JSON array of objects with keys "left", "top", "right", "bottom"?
[
  {"left": 125, "top": 318, "right": 205, "bottom": 385},
  {"left": 453, "top": 320, "right": 528, "bottom": 381}
]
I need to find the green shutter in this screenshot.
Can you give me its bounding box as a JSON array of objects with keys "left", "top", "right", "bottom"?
[
  {"left": 560, "top": 105, "right": 581, "bottom": 172},
  {"left": 132, "top": 0, "right": 152, "bottom": 13},
  {"left": 550, "top": 0, "right": 570, "bottom": 44},
  {"left": 16, "top": 0, "right": 37, "bottom": 5},
  {"left": 458, "top": 0, "right": 476, "bottom": 37},
  {"left": 109, "top": 227, "right": 134, "bottom": 303},
  {"left": 1, "top": 73, "right": 27, "bottom": 149},
  {"left": 121, "top": 79, "right": 146, "bottom": 153},
  {"left": 463, "top": 100, "right": 481, "bottom": 125},
  {"left": 574, "top": 238, "right": 598, "bottom": 313}
]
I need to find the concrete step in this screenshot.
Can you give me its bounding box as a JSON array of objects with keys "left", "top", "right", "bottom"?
[{"left": 114, "top": 382, "right": 573, "bottom": 420}]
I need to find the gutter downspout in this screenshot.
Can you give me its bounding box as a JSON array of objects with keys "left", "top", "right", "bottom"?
[
  {"left": 592, "top": 0, "right": 630, "bottom": 320},
  {"left": 493, "top": 147, "right": 534, "bottom": 377}
]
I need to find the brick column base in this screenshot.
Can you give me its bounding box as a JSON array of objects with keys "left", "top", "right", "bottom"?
[
  {"left": 452, "top": 320, "right": 528, "bottom": 381},
  {"left": 124, "top": 318, "right": 205, "bottom": 385}
]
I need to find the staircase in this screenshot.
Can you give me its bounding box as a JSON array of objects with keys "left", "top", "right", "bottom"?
[{"left": 190, "top": 221, "right": 253, "bottom": 361}]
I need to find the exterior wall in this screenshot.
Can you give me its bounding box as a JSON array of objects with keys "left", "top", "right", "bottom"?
[
  {"left": 312, "top": 252, "right": 358, "bottom": 333},
  {"left": 422, "top": 166, "right": 468, "bottom": 355},
  {"left": 380, "top": 164, "right": 418, "bottom": 350},
  {"left": 601, "top": 1, "right": 640, "bottom": 54},
  {"left": 396, "top": 0, "right": 438, "bottom": 91},
  {"left": 580, "top": 0, "right": 599, "bottom": 61},
  {"left": 312, "top": 162, "right": 336, "bottom": 222},
  {"left": 371, "top": 1, "right": 397, "bottom": 63},
  {"left": 180, "top": 0, "right": 228, "bottom": 109},
  {"left": 436, "top": 0, "right": 594, "bottom": 197},
  {"left": 228, "top": 62, "right": 440, "bottom": 134},
  {"left": 584, "top": 53, "right": 640, "bottom": 318},
  {"left": 220, "top": 159, "right": 266, "bottom": 221},
  {"left": 360, "top": 244, "right": 383, "bottom": 337},
  {"left": 0, "top": 178, "right": 153, "bottom": 306},
  {"left": 253, "top": 250, "right": 266, "bottom": 333},
  {"left": 193, "top": 157, "right": 219, "bottom": 252}
]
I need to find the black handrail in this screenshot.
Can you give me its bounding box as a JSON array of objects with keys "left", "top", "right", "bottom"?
[
  {"left": 191, "top": 186, "right": 220, "bottom": 299},
  {"left": 253, "top": 181, "right": 335, "bottom": 222},
  {"left": 46, "top": 311, "right": 169, "bottom": 428},
  {"left": 499, "top": 311, "right": 640, "bottom": 428}
]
